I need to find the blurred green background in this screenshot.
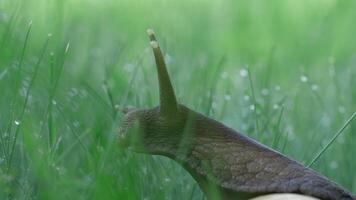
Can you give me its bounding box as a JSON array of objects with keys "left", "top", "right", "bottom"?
[{"left": 0, "top": 0, "right": 355, "bottom": 199}]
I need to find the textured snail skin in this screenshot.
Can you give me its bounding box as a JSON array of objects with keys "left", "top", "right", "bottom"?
[
  {"left": 120, "top": 105, "right": 354, "bottom": 200},
  {"left": 118, "top": 29, "right": 356, "bottom": 200}
]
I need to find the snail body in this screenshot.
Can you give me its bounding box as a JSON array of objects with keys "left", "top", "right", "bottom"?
[{"left": 118, "top": 29, "right": 355, "bottom": 200}]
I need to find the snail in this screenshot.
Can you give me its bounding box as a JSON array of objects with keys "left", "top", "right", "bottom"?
[{"left": 118, "top": 29, "right": 355, "bottom": 200}]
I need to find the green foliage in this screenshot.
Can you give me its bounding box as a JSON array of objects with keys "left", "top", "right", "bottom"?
[{"left": 0, "top": 0, "right": 355, "bottom": 199}]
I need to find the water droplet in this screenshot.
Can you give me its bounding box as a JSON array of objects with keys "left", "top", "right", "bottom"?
[
  {"left": 212, "top": 102, "right": 218, "bottom": 110},
  {"left": 273, "top": 104, "right": 279, "bottom": 110},
  {"left": 249, "top": 105, "right": 255, "bottom": 111},
  {"left": 221, "top": 72, "right": 228, "bottom": 79},
  {"left": 261, "top": 88, "right": 269, "bottom": 96},
  {"left": 65, "top": 42, "right": 70, "bottom": 53},
  {"left": 300, "top": 75, "right": 308, "bottom": 83},
  {"left": 73, "top": 121, "right": 80, "bottom": 128},
  {"left": 0, "top": 69, "right": 8, "bottom": 80},
  {"left": 38, "top": 149, "right": 44, "bottom": 155},
  {"left": 0, "top": 11, "right": 8, "bottom": 22},
  {"left": 142, "top": 166, "right": 147, "bottom": 175},
  {"left": 338, "top": 106, "right": 346, "bottom": 114},
  {"left": 311, "top": 84, "right": 318, "bottom": 91},
  {"left": 52, "top": 100, "right": 57, "bottom": 105},
  {"left": 123, "top": 63, "right": 134, "bottom": 72},
  {"left": 337, "top": 135, "right": 345, "bottom": 144},
  {"left": 164, "top": 177, "right": 171, "bottom": 182},
  {"left": 244, "top": 95, "right": 250, "bottom": 101},
  {"left": 165, "top": 54, "right": 173, "bottom": 64},
  {"left": 224, "top": 94, "right": 231, "bottom": 101},
  {"left": 321, "top": 114, "right": 330, "bottom": 127},
  {"left": 287, "top": 132, "right": 295, "bottom": 141},
  {"left": 14, "top": 120, "right": 20, "bottom": 125},
  {"left": 330, "top": 161, "right": 338, "bottom": 170},
  {"left": 239, "top": 68, "right": 248, "bottom": 77}
]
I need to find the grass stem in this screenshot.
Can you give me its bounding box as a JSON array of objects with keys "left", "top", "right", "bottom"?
[{"left": 308, "top": 111, "right": 356, "bottom": 167}]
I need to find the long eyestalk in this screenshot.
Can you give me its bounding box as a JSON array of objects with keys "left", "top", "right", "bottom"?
[{"left": 147, "top": 29, "right": 178, "bottom": 117}]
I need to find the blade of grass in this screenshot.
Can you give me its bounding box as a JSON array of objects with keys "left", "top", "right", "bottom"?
[
  {"left": 7, "top": 33, "right": 51, "bottom": 169},
  {"left": 204, "top": 56, "right": 226, "bottom": 116},
  {"left": 6, "top": 21, "right": 32, "bottom": 169},
  {"left": 4, "top": 114, "right": 14, "bottom": 160},
  {"left": 39, "top": 41, "right": 70, "bottom": 152},
  {"left": 247, "top": 66, "right": 260, "bottom": 135},
  {"left": 0, "top": 0, "right": 20, "bottom": 52},
  {"left": 272, "top": 105, "right": 285, "bottom": 148},
  {"left": 308, "top": 111, "right": 356, "bottom": 167},
  {"left": 55, "top": 102, "right": 89, "bottom": 155},
  {"left": 47, "top": 51, "right": 55, "bottom": 150},
  {"left": 83, "top": 82, "right": 113, "bottom": 115},
  {"left": 120, "top": 54, "right": 143, "bottom": 108}
]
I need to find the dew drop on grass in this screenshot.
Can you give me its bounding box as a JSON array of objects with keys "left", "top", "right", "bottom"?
[
  {"left": 311, "top": 84, "right": 318, "bottom": 91},
  {"left": 249, "top": 104, "right": 255, "bottom": 111},
  {"left": 300, "top": 75, "right": 308, "bottom": 82},
  {"left": 221, "top": 71, "right": 228, "bottom": 79},
  {"left": 286, "top": 126, "right": 295, "bottom": 141},
  {"left": 0, "top": 69, "right": 7, "bottom": 80},
  {"left": 124, "top": 63, "right": 134, "bottom": 72},
  {"left": 224, "top": 94, "right": 231, "bottom": 101},
  {"left": 38, "top": 149, "right": 44, "bottom": 155},
  {"left": 212, "top": 102, "right": 218, "bottom": 110},
  {"left": 14, "top": 120, "right": 20, "bottom": 126},
  {"left": 164, "top": 177, "right": 171, "bottom": 182},
  {"left": 274, "top": 85, "right": 281, "bottom": 91},
  {"left": 244, "top": 95, "right": 250, "bottom": 101},
  {"left": 330, "top": 161, "right": 338, "bottom": 170},
  {"left": 142, "top": 166, "right": 147, "bottom": 175},
  {"left": 337, "top": 135, "right": 345, "bottom": 144},
  {"left": 321, "top": 114, "right": 330, "bottom": 127},
  {"left": 239, "top": 68, "right": 248, "bottom": 77},
  {"left": 273, "top": 104, "right": 279, "bottom": 109},
  {"left": 73, "top": 121, "right": 80, "bottom": 128},
  {"left": 338, "top": 106, "right": 346, "bottom": 114},
  {"left": 261, "top": 88, "right": 269, "bottom": 96},
  {"left": 68, "top": 88, "right": 79, "bottom": 97},
  {"left": 0, "top": 11, "right": 8, "bottom": 22},
  {"left": 165, "top": 53, "right": 173, "bottom": 64}
]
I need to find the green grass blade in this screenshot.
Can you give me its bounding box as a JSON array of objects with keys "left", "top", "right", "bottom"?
[
  {"left": 308, "top": 111, "right": 356, "bottom": 167},
  {"left": 7, "top": 33, "right": 51, "bottom": 169},
  {"left": 247, "top": 66, "right": 260, "bottom": 135}
]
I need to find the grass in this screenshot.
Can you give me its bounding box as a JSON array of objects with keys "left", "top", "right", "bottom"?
[{"left": 0, "top": 0, "right": 356, "bottom": 199}]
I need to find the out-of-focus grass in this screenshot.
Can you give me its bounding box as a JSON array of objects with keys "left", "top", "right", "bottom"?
[{"left": 0, "top": 0, "right": 355, "bottom": 199}]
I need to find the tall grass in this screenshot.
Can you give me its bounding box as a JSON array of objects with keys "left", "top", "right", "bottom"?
[{"left": 0, "top": 0, "right": 355, "bottom": 199}]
